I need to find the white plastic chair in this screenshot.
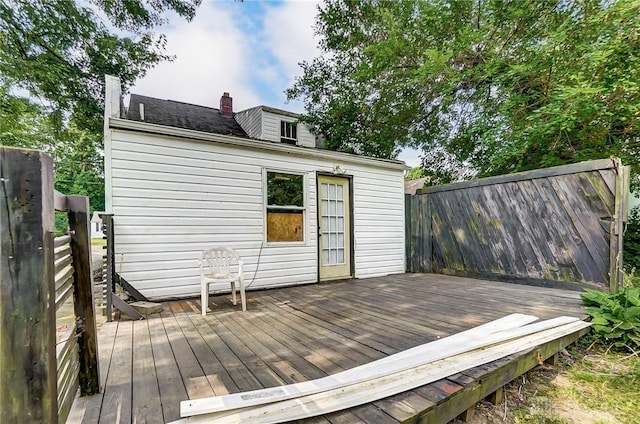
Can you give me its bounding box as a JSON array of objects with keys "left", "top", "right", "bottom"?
[{"left": 200, "top": 247, "right": 246, "bottom": 315}]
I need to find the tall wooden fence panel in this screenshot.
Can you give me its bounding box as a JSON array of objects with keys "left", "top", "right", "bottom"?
[
  {"left": 407, "top": 159, "right": 629, "bottom": 291},
  {"left": 1, "top": 147, "right": 99, "bottom": 424},
  {"left": 405, "top": 195, "right": 432, "bottom": 273}
]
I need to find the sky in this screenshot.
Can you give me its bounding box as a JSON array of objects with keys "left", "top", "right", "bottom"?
[{"left": 130, "top": 0, "right": 421, "bottom": 166}]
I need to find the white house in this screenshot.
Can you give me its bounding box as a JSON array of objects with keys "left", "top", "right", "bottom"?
[
  {"left": 90, "top": 212, "right": 105, "bottom": 239},
  {"left": 103, "top": 75, "right": 407, "bottom": 300}
]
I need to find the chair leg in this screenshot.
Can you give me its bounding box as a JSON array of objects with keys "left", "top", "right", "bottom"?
[
  {"left": 240, "top": 278, "right": 246, "bottom": 312},
  {"left": 201, "top": 283, "right": 208, "bottom": 316},
  {"left": 231, "top": 281, "right": 237, "bottom": 305}
]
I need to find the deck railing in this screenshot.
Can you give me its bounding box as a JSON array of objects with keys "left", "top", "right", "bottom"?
[{"left": 1, "top": 147, "right": 99, "bottom": 423}]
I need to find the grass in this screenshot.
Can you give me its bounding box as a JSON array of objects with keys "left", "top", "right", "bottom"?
[
  {"left": 465, "top": 337, "right": 640, "bottom": 424},
  {"left": 91, "top": 238, "right": 106, "bottom": 246},
  {"left": 557, "top": 342, "right": 640, "bottom": 424}
]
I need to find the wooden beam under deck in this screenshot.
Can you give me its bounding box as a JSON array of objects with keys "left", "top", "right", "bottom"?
[{"left": 69, "top": 273, "right": 587, "bottom": 424}]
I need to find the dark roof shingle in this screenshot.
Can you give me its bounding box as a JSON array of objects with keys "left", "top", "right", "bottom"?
[{"left": 126, "top": 94, "right": 248, "bottom": 137}]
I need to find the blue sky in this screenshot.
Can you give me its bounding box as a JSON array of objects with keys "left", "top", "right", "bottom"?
[{"left": 130, "top": 0, "right": 421, "bottom": 166}]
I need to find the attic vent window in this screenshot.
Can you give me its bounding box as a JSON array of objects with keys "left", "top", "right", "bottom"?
[{"left": 280, "top": 121, "right": 297, "bottom": 145}]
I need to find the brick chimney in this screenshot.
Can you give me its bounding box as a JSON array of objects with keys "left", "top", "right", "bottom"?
[{"left": 220, "top": 92, "right": 233, "bottom": 118}]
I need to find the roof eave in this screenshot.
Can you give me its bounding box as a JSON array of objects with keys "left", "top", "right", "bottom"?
[{"left": 108, "top": 118, "right": 408, "bottom": 170}]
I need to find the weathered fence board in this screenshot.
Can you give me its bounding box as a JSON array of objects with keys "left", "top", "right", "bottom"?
[
  {"left": 408, "top": 159, "right": 629, "bottom": 291},
  {"left": 1, "top": 146, "right": 100, "bottom": 424},
  {"left": 1, "top": 148, "right": 58, "bottom": 423},
  {"left": 68, "top": 196, "right": 100, "bottom": 396},
  {"left": 405, "top": 195, "right": 432, "bottom": 273}
]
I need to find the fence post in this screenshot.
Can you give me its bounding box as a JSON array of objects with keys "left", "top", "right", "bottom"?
[
  {"left": 0, "top": 147, "right": 58, "bottom": 423},
  {"left": 405, "top": 195, "right": 412, "bottom": 272},
  {"left": 420, "top": 195, "right": 433, "bottom": 273},
  {"left": 67, "top": 196, "right": 100, "bottom": 395},
  {"left": 101, "top": 213, "right": 114, "bottom": 322},
  {"left": 609, "top": 161, "right": 630, "bottom": 292}
]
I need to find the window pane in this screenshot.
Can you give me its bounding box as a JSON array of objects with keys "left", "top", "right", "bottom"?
[
  {"left": 330, "top": 217, "right": 336, "bottom": 231},
  {"left": 337, "top": 185, "right": 344, "bottom": 198},
  {"left": 338, "top": 249, "right": 345, "bottom": 264},
  {"left": 330, "top": 200, "right": 336, "bottom": 215},
  {"left": 321, "top": 183, "right": 328, "bottom": 199},
  {"left": 329, "top": 184, "right": 336, "bottom": 198},
  {"left": 323, "top": 249, "right": 329, "bottom": 264},
  {"left": 330, "top": 233, "right": 337, "bottom": 248},
  {"left": 322, "top": 217, "right": 329, "bottom": 231},
  {"left": 337, "top": 217, "right": 344, "bottom": 232},
  {"left": 322, "top": 233, "right": 328, "bottom": 248},
  {"left": 330, "top": 250, "right": 337, "bottom": 264},
  {"left": 267, "top": 209, "right": 303, "bottom": 242},
  {"left": 267, "top": 172, "right": 303, "bottom": 207},
  {"left": 338, "top": 233, "right": 345, "bottom": 248}
]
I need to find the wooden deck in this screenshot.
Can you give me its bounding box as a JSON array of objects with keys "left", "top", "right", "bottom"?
[{"left": 69, "top": 273, "right": 587, "bottom": 424}]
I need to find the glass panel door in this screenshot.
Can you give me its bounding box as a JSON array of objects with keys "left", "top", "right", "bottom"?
[{"left": 318, "top": 175, "right": 351, "bottom": 280}]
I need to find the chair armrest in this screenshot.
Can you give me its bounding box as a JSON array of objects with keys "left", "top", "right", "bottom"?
[{"left": 238, "top": 259, "right": 244, "bottom": 278}]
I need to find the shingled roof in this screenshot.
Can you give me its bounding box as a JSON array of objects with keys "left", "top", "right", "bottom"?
[{"left": 126, "top": 94, "right": 248, "bottom": 137}]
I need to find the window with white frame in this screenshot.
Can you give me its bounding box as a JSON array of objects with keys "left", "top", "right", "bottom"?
[
  {"left": 280, "top": 121, "right": 297, "bottom": 144},
  {"left": 266, "top": 171, "right": 305, "bottom": 242}
]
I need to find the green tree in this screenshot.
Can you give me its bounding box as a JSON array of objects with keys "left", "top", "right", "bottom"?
[
  {"left": 289, "top": 0, "right": 640, "bottom": 187},
  {"left": 0, "top": 0, "right": 201, "bottom": 211},
  {"left": 1, "top": 89, "right": 104, "bottom": 212},
  {"left": 405, "top": 166, "right": 425, "bottom": 181}
]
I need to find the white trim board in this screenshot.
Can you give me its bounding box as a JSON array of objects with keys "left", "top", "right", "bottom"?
[
  {"left": 180, "top": 313, "right": 563, "bottom": 417},
  {"left": 171, "top": 320, "right": 590, "bottom": 424}
]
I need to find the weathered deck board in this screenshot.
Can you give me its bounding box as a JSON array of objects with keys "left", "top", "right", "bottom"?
[
  {"left": 71, "top": 273, "right": 587, "bottom": 424},
  {"left": 132, "top": 319, "right": 163, "bottom": 423}
]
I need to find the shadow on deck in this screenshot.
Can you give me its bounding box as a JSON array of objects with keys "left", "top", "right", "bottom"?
[{"left": 69, "top": 273, "right": 587, "bottom": 424}]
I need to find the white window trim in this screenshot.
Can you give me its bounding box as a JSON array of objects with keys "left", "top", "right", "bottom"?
[
  {"left": 280, "top": 120, "right": 298, "bottom": 144},
  {"left": 263, "top": 168, "right": 308, "bottom": 246}
]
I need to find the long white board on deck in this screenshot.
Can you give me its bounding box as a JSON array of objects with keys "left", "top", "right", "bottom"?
[
  {"left": 171, "top": 320, "right": 591, "bottom": 424},
  {"left": 181, "top": 313, "right": 538, "bottom": 417},
  {"left": 181, "top": 313, "right": 557, "bottom": 417}
]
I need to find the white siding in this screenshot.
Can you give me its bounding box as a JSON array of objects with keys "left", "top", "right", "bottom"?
[
  {"left": 262, "top": 111, "right": 316, "bottom": 147},
  {"left": 234, "top": 107, "right": 262, "bottom": 138},
  {"left": 107, "top": 129, "right": 405, "bottom": 300}
]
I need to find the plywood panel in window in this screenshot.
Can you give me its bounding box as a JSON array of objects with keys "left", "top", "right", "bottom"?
[{"left": 267, "top": 211, "right": 303, "bottom": 242}]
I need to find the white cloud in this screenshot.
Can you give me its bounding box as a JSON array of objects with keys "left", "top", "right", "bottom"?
[
  {"left": 262, "top": 1, "right": 321, "bottom": 79},
  {"left": 398, "top": 147, "right": 422, "bottom": 167},
  {"left": 130, "top": 2, "right": 260, "bottom": 111},
  {"left": 129, "top": 1, "right": 321, "bottom": 113}
]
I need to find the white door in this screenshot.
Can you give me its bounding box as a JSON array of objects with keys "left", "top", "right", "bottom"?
[{"left": 318, "top": 175, "right": 351, "bottom": 280}]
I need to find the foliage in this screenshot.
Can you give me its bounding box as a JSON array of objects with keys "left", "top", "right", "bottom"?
[
  {"left": 626, "top": 206, "right": 640, "bottom": 272},
  {"left": 267, "top": 172, "right": 304, "bottom": 207},
  {"left": 581, "top": 287, "right": 640, "bottom": 351},
  {"left": 1, "top": 88, "right": 104, "bottom": 213},
  {"left": 289, "top": 0, "right": 640, "bottom": 186},
  {"left": 624, "top": 268, "right": 640, "bottom": 289},
  {"left": 405, "top": 166, "right": 426, "bottom": 181},
  {"left": 0, "top": 0, "right": 200, "bottom": 211},
  {"left": 0, "top": 0, "right": 200, "bottom": 134}
]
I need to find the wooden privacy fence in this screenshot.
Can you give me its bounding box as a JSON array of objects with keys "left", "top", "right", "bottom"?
[
  {"left": 1, "top": 147, "right": 99, "bottom": 423},
  {"left": 406, "top": 159, "right": 630, "bottom": 291}
]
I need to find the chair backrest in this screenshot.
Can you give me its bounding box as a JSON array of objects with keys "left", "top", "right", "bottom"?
[{"left": 200, "top": 247, "right": 241, "bottom": 276}]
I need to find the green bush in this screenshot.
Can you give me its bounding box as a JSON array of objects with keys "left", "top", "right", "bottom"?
[
  {"left": 625, "top": 206, "right": 640, "bottom": 272},
  {"left": 581, "top": 287, "right": 640, "bottom": 351},
  {"left": 624, "top": 268, "right": 640, "bottom": 288}
]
